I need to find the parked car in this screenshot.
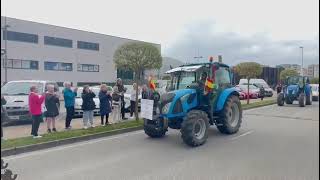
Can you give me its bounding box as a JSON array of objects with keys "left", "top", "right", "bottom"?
[
  {"left": 236, "top": 84, "right": 259, "bottom": 99},
  {"left": 1, "top": 80, "right": 59, "bottom": 124},
  {"left": 310, "top": 84, "right": 319, "bottom": 101},
  {"left": 74, "top": 87, "right": 101, "bottom": 117},
  {"left": 239, "top": 79, "right": 273, "bottom": 97}
]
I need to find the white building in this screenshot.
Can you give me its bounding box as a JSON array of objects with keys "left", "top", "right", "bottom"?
[
  {"left": 307, "top": 64, "right": 319, "bottom": 78},
  {"left": 276, "top": 64, "right": 301, "bottom": 72},
  {"left": 1, "top": 16, "right": 161, "bottom": 86}
]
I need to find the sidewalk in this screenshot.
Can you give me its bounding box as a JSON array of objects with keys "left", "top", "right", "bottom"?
[{"left": 2, "top": 112, "right": 135, "bottom": 139}]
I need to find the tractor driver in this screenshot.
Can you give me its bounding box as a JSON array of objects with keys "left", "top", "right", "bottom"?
[{"left": 197, "top": 72, "right": 210, "bottom": 105}]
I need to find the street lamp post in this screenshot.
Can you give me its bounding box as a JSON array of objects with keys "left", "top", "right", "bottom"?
[
  {"left": 300, "top": 46, "right": 304, "bottom": 76},
  {"left": 2, "top": 17, "right": 10, "bottom": 83}
]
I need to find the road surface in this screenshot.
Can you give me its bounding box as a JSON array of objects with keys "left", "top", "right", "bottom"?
[{"left": 3, "top": 102, "right": 319, "bottom": 180}]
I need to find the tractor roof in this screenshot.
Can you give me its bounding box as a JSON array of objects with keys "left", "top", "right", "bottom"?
[{"left": 165, "top": 62, "right": 230, "bottom": 74}]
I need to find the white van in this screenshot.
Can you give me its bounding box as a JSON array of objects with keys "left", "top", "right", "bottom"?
[
  {"left": 239, "top": 79, "right": 274, "bottom": 97},
  {"left": 1, "top": 80, "right": 59, "bottom": 123},
  {"left": 310, "top": 84, "right": 319, "bottom": 101}
]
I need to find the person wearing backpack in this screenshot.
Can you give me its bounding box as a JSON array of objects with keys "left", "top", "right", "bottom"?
[{"left": 81, "top": 85, "right": 96, "bottom": 129}]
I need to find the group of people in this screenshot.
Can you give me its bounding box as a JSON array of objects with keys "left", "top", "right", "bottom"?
[{"left": 0, "top": 78, "right": 154, "bottom": 139}]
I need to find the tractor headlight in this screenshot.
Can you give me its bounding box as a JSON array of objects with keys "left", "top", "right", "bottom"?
[{"left": 162, "top": 102, "right": 171, "bottom": 114}]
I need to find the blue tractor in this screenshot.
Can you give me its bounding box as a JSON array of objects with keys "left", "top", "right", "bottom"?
[
  {"left": 143, "top": 60, "right": 242, "bottom": 147},
  {"left": 277, "top": 76, "right": 312, "bottom": 107}
]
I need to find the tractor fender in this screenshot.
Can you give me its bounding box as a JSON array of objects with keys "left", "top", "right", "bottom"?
[
  {"left": 304, "top": 84, "right": 311, "bottom": 96},
  {"left": 215, "top": 88, "right": 239, "bottom": 112}
]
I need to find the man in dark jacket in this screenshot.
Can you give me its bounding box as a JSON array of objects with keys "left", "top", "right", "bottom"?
[
  {"left": 116, "top": 78, "right": 127, "bottom": 120},
  {"left": 81, "top": 85, "right": 96, "bottom": 129},
  {"left": 1, "top": 95, "right": 7, "bottom": 140},
  {"left": 260, "top": 86, "right": 265, "bottom": 101}
]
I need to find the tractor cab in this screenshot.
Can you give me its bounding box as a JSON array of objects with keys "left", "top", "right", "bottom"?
[
  {"left": 166, "top": 62, "right": 232, "bottom": 91},
  {"left": 143, "top": 59, "right": 242, "bottom": 147}
]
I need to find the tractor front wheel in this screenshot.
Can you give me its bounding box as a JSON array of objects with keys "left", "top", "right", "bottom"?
[
  {"left": 181, "top": 110, "right": 209, "bottom": 147},
  {"left": 277, "top": 93, "right": 285, "bottom": 106},
  {"left": 144, "top": 118, "right": 168, "bottom": 138},
  {"left": 298, "top": 93, "right": 305, "bottom": 107},
  {"left": 217, "top": 95, "right": 242, "bottom": 134}
]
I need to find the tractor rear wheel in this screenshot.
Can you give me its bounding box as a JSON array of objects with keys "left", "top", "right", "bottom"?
[
  {"left": 144, "top": 118, "right": 167, "bottom": 138},
  {"left": 306, "top": 93, "right": 312, "bottom": 105},
  {"left": 181, "top": 110, "right": 209, "bottom": 147},
  {"left": 277, "top": 93, "right": 285, "bottom": 106},
  {"left": 298, "top": 93, "right": 305, "bottom": 107},
  {"left": 217, "top": 95, "right": 242, "bottom": 134}
]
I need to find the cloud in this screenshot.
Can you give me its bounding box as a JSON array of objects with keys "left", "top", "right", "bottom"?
[{"left": 164, "top": 20, "right": 319, "bottom": 67}]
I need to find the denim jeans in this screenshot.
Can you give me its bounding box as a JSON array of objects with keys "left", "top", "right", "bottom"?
[{"left": 83, "top": 110, "right": 94, "bottom": 126}]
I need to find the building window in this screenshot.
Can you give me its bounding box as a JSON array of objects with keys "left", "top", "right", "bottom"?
[
  {"left": 2, "top": 59, "right": 39, "bottom": 69},
  {"left": 44, "top": 61, "right": 73, "bottom": 71},
  {"left": 77, "top": 41, "right": 99, "bottom": 51},
  {"left": 77, "top": 64, "right": 99, "bottom": 72},
  {"left": 44, "top": 36, "right": 73, "bottom": 48},
  {"left": 3, "top": 31, "right": 38, "bottom": 43},
  {"left": 117, "top": 69, "right": 134, "bottom": 80}
]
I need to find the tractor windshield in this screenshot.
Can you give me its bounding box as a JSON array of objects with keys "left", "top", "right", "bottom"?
[
  {"left": 215, "top": 67, "right": 231, "bottom": 88},
  {"left": 287, "top": 76, "right": 304, "bottom": 86},
  {"left": 168, "top": 72, "right": 196, "bottom": 90}
]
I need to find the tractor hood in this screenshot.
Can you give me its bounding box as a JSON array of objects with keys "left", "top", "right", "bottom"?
[{"left": 286, "top": 84, "right": 299, "bottom": 94}]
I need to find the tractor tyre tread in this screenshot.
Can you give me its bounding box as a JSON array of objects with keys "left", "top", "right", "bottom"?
[
  {"left": 180, "top": 110, "right": 209, "bottom": 147},
  {"left": 217, "top": 95, "right": 242, "bottom": 134}
]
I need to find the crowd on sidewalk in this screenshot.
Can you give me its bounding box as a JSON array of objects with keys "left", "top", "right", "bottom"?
[{"left": 1, "top": 78, "right": 157, "bottom": 140}]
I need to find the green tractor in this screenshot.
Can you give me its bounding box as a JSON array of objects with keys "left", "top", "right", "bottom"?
[{"left": 143, "top": 59, "right": 242, "bottom": 147}]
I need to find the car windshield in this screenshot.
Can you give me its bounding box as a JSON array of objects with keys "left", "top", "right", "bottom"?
[
  {"left": 1, "top": 82, "right": 44, "bottom": 95},
  {"left": 311, "top": 85, "right": 319, "bottom": 91},
  {"left": 76, "top": 88, "right": 100, "bottom": 98},
  {"left": 239, "top": 85, "right": 258, "bottom": 90}
]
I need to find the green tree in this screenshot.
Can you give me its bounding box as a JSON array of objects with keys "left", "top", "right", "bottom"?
[
  {"left": 235, "top": 62, "right": 263, "bottom": 104},
  {"left": 114, "top": 42, "right": 162, "bottom": 120},
  {"left": 280, "top": 68, "right": 299, "bottom": 81},
  {"left": 310, "top": 77, "right": 319, "bottom": 84}
]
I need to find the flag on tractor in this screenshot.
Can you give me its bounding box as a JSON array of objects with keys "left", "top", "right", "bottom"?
[
  {"left": 205, "top": 78, "right": 214, "bottom": 91},
  {"left": 149, "top": 78, "right": 156, "bottom": 90}
]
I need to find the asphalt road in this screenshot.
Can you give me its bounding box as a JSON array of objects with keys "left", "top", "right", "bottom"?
[{"left": 3, "top": 102, "right": 319, "bottom": 180}]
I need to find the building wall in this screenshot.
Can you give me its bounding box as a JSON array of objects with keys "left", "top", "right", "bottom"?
[
  {"left": 307, "top": 64, "right": 319, "bottom": 78},
  {"left": 1, "top": 16, "right": 161, "bottom": 85}
]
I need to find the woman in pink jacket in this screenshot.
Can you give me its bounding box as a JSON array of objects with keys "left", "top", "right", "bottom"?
[{"left": 29, "top": 85, "right": 45, "bottom": 138}]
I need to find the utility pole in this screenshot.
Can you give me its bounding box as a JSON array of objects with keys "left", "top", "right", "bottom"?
[
  {"left": 2, "top": 17, "right": 10, "bottom": 83},
  {"left": 300, "top": 46, "right": 304, "bottom": 76}
]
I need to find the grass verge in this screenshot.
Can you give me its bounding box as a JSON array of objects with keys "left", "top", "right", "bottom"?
[
  {"left": 242, "top": 99, "right": 276, "bottom": 110},
  {"left": 1, "top": 99, "right": 276, "bottom": 150},
  {"left": 1, "top": 120, "right": 143, "bottom": 150}
]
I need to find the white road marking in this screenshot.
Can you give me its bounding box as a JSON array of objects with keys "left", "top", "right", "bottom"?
[
  {"left": 230, "top": 130, "right": 254, "bottom": 141},
  {"left": 4, "top": 130, "right": 144, "bottom": 161}
]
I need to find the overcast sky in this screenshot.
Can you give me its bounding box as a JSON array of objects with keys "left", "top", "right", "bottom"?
[{"left": 1, "top": 0, "right": 319, "bottom": 66}]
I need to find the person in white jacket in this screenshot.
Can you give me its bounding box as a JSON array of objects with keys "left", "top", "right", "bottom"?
[{"left": 130, "top": 83, "right": 139, "bottom": 118}]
